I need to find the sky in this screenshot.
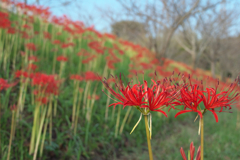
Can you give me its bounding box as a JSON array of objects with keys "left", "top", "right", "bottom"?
[
  {"left": 18, "top": 0, "right": 240, "bottom": 36},
  {"left": 20, "top": 0, "right": 125, "bottom": 32}
]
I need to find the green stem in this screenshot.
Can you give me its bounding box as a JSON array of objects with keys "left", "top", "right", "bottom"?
[
  {"left": 115, "top": 107, "right": 121, "bottom": 138},
  {"left": 119, "top": 107, "right": 132, "bottom": 134},
  {"left": 144, "top": 115, "right": 153, "bottom": 160},
  {"left": 7, "top": 111, "right": 15, "bottom": 160},
  {"left": 201, "top": 116, "right": 204, "bottom": 160}
]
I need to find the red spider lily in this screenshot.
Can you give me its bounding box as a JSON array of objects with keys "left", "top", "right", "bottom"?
[
  {"left": 140, "top": 62, "right": 152, "bottom": 70},
  {"left": 61, "top": 42, "right": 74, "bottom": 48},
  {"left": 141, "top": 79, "right": 178, "bottom": 117},
  {"left": 107, "top": 60, "right": 116, "bottom": 69},
  {"left": 70, "top": 74, "right": 84, "bottom": 81},
  {"left": 84, "top": 71, "right": 100, "bottom": 81},
  {"left": 100, "top": 74, "right": 147, "bottom": 109},
  {"left": 0, "top": 78, "right": 17, "bottom": 91},
  {"left": 23, "top": 24, "right": 31, "bottom": 29},
  {"left": 174, "top": 76, "right": 240, "bottom": 122},
  {"left": 15, "top": 70, "right": 29, "bottom": 78},
  {"left": 197, "top": 80, "right": 240, "bottom": 122},
  {"left": 82, "top": 55, "right": 97, "bottom": 64},
  {"left": 56, "top": 55, "right": 68, "bottom": 62},
  {"left": 31, "top": 73, "right": 60, "bottom": 96},
  {"left": 21, "top": 31, "right": 31, "bottom": 39},
  {"left": 28, "top": 55, "right": 38, "bottom": 62},
  {"left": 174, "top": 84, "right": 203, "bottom": 119},
  {"left": 10, "top": 104, "right": 17, "bottom": 111},
  {"left": 180, "top": 142, "right": 201, "bottom": 160},
  {"left": 36, "top": 97, "right": 48, "bottom": 105},
  {"left": 88, "top": 41, "right": 105, "bottom": 54},
  {"left": 43, "top": 31, "right": 51, "bottom": 39},
  {"left": 27, "top": 64, "right": 38, "bottom": 71},
  {"left": 0, "top": 11, "right": 11, "bottom": 29},
  {"left": 7, "top": 27, "right": 16, "bottom": 34},
  {"left": 52, "top": 40, "right": 61, "bottom": 45},
  {"left": 25, "top": 43, "right": 37, "bottom": 51}
]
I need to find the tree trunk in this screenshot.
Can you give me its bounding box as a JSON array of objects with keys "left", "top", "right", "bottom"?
[
  {"left": 192, "top": 54, "right": 196, "bottom": 70},
  {"left": 210, "top": 49, "right": 215, "bottom": 78},
  {"left": 211, "top": 61, "right": 215, "bottom": 78},
  {"left": 221, "top": 70, "right": 227, "bottom": 82}
]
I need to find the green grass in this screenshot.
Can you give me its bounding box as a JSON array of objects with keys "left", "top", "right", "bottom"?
[{"left": 117, "top": 109, "right": 240, "bottom": 160}]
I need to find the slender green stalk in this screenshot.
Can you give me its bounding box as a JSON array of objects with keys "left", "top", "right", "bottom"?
[
  {"left": 72, "top": 80, "right": 80, "bottom": 130},
  {"left": 74, "top": 92, "right": 83, "bottom": 135},
  {"left": 127, "top": 110, "right": 134, "bottom": 124},
  {"left": 201, "top": 116, "right": 204, "bottom": 160},
  {"left": 7, "top": 110, "right": 15, "bottom": 160},
  {"left": 119, "top": 107, "right": 132, "bottom": 134},
  {"left": 144, "top": 115, "right": 153, "bottom": 160},
  {"left": 104, "top": 94, "right": 111, "bottom": 121},
  {"left": 33, "top": 106, "right": 47, "bottom": 160},
  {"left": 83, "top": 81, "right": 90, "bottom": 114},
  {"left": 115, "top": 107, "right": 121, "bottom": 138}
]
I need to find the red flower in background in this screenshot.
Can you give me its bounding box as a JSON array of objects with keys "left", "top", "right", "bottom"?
[
  {"left": 31, "top": 73, "right": 60, "bottom": 96},
  {"left": 29, "top": 55, "right": 38, "bottom": 62},
  {"left": 84, "top": 71, "right": 99, "bottom": 81},
  {"left": 70, "top": 74, "right": 84, "bottom": 81},
  {"left": 82, "top": 55, "right": 97, "bottom": 64},
  {"left": 0, "top": 78, "right": 17, "bottom": 91},
  {"left": 36, "top": 97, "right": 48, "bottom": 104},
  {"left": 23, "top": 24, "right": 31, "bottom": 29},
  {"left": 7, "top": 27, "right": 16, "bottom": 34},
  {"left": 52, "top": 40, "right": 61, "bottom": 45},
  {"left": 25, "top": 43, "right": 37, "bottom": 51},
  {"left": 0, "top": 11, "right": 11, "bottom": 29},
  {"left": 57, "top": 55, "right": 68, "bottom": 62},
  {"left": 61, "top": 42, "right": 74, "bottom": 48},
  {"left": 15, "top": 70, "right": 29, "bottom": 78},
  {"left": 27, "top": 64, "right": 38, "bottom": 71},
  {"left": 10, "top": 104, "right": 17, "bottom": 111},
  {"left": 43, "top": 31, "right": 51, "bottom": 39}
]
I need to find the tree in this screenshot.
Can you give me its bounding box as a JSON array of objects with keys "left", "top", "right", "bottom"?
[
  {"left": 111, "top": 20, "right": 148, "bottom": 45},
  {"left": 112, "top": 0, "right": 224, "bottom": 64}
]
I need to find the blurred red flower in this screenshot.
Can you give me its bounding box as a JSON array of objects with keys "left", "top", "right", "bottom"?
[
  {"left": 0, "top": 11, "right": 11, "bottom": 29},
  {"left": 0, "top": 78, "right": 17, "bottom": 91},
  {"left": 57, "top": 55, "right": 68, "bottom": 62},
  {"left": 25, "top": 43, "right": 37, "bottom": 51}
]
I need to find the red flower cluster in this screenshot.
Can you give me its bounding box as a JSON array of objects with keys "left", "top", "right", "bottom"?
[
  {"left": 57, "top": 55, "right": 68, "bottom": 62},
  {"left": 88, "top": 41, "right": 105, "bottom": 54},
  {"left": 84, "top": 71, "right": 100, "bottom": 81},
  {"left": 174, "top": 76, "right": 240, "bottom": 122},
  {"left": 25, "top": 43, "right": 37, "bottom": 51},
  {"left": 101, "top": 73, "right": 181, "bottom": 116},
  {"left": 101, "top": 73, "right": 240, "bottom": 119},
  {"left": 0, "top": 11, "right": 11, "bottom": 29},
  {"left": 31, "top": 73, "right": 61, "bottom": 96},
  {"left": 70, "top": 74, "right": 84, "bottom": 81},
  {"left": 0, "top": 78, "right": 17, "bottom": 91}
]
